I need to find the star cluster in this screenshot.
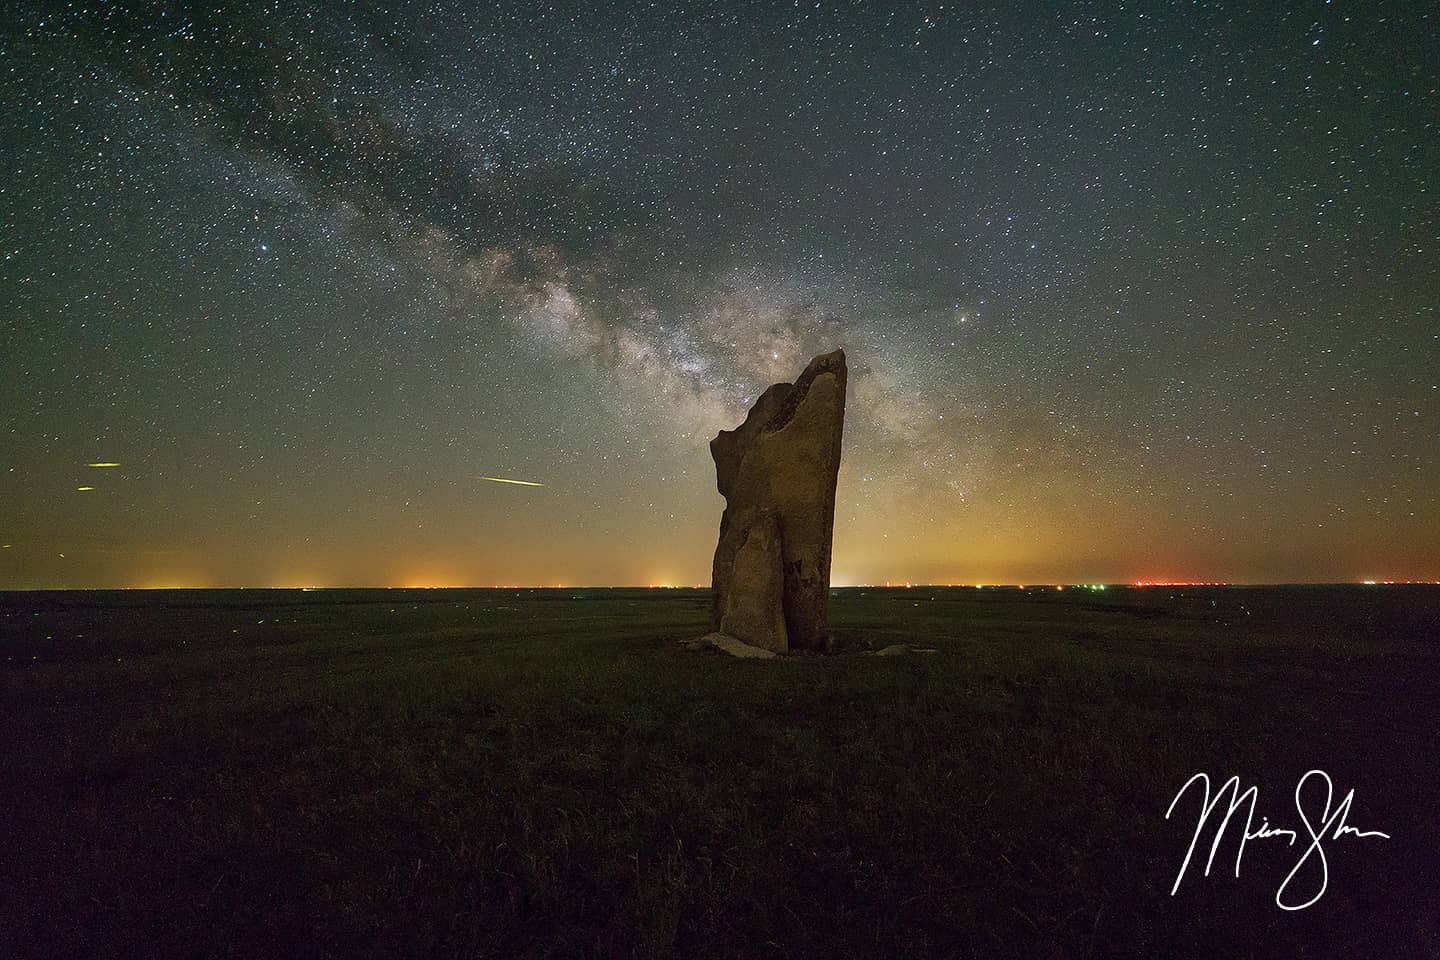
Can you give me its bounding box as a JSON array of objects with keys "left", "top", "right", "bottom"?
[{"left": 1, "top": 0, "right": 1436, "bottom": 587}]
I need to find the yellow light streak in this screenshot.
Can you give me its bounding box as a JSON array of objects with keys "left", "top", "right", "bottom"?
[
  {"left": 480, "top": 476, "right": 544, "bottom": 487},
  {"left": 87, "top": 462, "right": 121, "bottom": 468}
]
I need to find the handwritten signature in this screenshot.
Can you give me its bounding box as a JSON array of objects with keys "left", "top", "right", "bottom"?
[{"left": 1165, "top": 769, "right": 1390, "bottom": 910}]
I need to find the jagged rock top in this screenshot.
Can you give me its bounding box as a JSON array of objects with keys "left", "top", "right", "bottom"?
[{"left": 711, "top": 349, "right": 846, "bottom": 496}]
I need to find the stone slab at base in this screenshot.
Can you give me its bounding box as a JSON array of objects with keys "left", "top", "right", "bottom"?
[
  {"left": 680, "top": 632, "right": 779, "bottom": 659},
  {"left": 865, "top": 644, "right": 940, "bottom": 656}
]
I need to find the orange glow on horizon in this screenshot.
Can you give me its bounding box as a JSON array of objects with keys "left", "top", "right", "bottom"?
[{"left": 128, "top": 577, "right": 212, "bottom": 590}]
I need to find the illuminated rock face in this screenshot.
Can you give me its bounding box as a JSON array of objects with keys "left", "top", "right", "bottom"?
[{"left": 710, "top": 349, "right": 847, "bottom": 653}]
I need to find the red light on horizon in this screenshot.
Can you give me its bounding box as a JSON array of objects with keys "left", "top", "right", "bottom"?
[{"left": 1132, "top": 580, "right": 1229, "bottom": 588}]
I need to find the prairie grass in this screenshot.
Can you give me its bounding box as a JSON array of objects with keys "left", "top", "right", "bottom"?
[{"left": 2, "top": 585, "right": 1437, "bottom": 958}]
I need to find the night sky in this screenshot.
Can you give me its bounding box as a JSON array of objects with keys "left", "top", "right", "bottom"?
[{"left": 2, "top": 1, "right": 1436, "bottom": 589}]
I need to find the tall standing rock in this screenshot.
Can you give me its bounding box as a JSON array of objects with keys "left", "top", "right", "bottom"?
[{"left": 710, "top": 349, "right": 847, "bottom": 653}]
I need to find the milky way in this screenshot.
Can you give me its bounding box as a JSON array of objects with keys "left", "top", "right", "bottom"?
[{"left": 2, "top": 1, "right": 1436, "bottom": 587}]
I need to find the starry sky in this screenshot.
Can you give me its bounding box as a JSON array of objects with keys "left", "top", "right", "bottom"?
[{"left": 2, "top": 0, "right": 1436, "bottom": 589}]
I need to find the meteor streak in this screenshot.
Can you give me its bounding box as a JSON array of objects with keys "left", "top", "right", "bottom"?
[
  {"left": 87, "top": 463, "right": 121, "bottom": 468},
  {"left": 480, "top": 476, "right": 544, "bottom": 487}
]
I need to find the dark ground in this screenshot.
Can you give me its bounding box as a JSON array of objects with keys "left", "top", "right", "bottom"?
[{"left": 2, "top": 585, "right": 1438, "bottom": 959}]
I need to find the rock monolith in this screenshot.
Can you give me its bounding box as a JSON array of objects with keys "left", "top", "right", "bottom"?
[{"left": 709, "top": 349, "right": 847, "bottom": 653}]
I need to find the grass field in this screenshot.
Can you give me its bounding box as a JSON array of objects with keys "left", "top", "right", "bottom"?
[{"left": 2, "top": 585, "right": 1438, "bottom": 958}]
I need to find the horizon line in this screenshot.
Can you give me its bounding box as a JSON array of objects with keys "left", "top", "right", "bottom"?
[{"left": 3, "top": 580, "right": 1439, "bottom": 593}]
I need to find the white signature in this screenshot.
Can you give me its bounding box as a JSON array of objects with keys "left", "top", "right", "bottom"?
[{"left": 1165, "top": 769, "right": 1390, "bottom": 910}]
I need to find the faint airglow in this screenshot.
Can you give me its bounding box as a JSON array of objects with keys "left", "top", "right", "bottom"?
[
  {"left": 480, "top": 476, "right": 544, "bottom": 487},
  {"left": 76, "top": 486, "right": 95, "bottom": 491},
  {"left": 87, "top": 462, "right": 121, "bottom": 468}
]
